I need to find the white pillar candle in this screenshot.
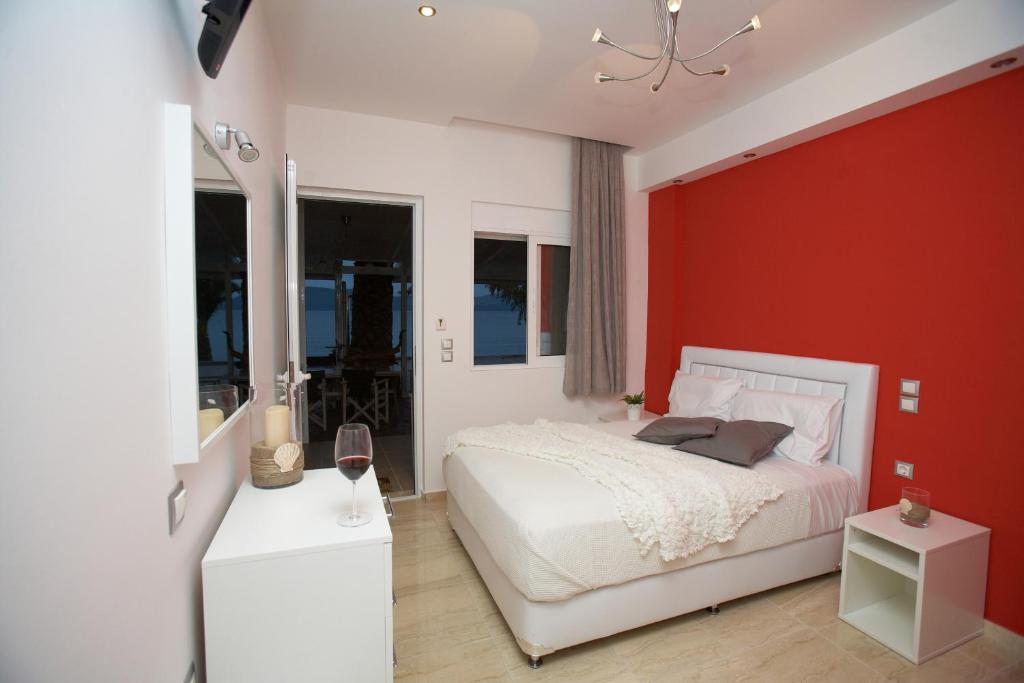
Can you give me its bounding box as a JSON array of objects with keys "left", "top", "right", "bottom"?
[
  {"left": 264, "top": 405, "right": 291, "bottom": 449},
  {"left": 199, "top": 408, "right": 225, "bottom": 442}
]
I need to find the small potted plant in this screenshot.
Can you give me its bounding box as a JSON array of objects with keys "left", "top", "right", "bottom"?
[{"left": 622, "top": 391, "right": 645, "bottom": 422}]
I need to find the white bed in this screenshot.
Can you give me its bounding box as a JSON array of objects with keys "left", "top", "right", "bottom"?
[{"left": 444, "top": 346, "right": 879, "bottom": 667}]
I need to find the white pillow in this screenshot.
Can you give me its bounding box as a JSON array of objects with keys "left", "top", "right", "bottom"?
[
  {"left": 667, "top": 373, "right": 744, "bottom": 420},
  {"left": 730, "top": 389, "right": 843, "bottom": 466}
]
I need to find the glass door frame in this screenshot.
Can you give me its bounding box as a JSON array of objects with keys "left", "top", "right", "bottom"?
[{"left": 295, "top": 185, "right": 424, "bottom": 499}]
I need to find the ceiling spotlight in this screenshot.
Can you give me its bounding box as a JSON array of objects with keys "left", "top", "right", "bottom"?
[
  {"left": 418, "top": 5, "right": 436, "bottom": 17},
  {"left": 672, "top": 179, "right": 683, "bottom": 184},
  {"left": 743, "top": 152, "right": 757, "bottom": 159},
  {"left": 214, "top": 121, "right": 260, "bottom": 163},
  {"left": 990, "top": 57, "right": 1017, "bottom": 69},
  {"left": 592, "top": 0, "right": 761, "bottom": 94}
]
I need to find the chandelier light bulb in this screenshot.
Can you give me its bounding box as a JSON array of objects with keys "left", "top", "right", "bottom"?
[{"left": 591, "top": 0, "right": 763, "bottom": 93}]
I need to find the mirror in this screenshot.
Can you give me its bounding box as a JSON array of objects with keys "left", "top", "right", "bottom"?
[
  {"left": 192, "top": 125, "right": 250, "bottom": 442},
  {"left": 164, "top": 104, "right": 253, "bottom": 464}
]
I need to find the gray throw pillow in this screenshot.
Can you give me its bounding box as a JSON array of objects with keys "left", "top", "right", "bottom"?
[
  {"left": 634, "top": 417, "right": 723, "bottom": 445},
  {"left": 674, "top": 420, "right": 793, "bottom": 466}
]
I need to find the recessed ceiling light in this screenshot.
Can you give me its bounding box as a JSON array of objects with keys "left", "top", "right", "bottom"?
[
  {"left": 672, "top": 179, "right": 683, "bottom": 184},
  {"left": 743, "top": 152, "right": 757, "bottom": 158},
  {"left": 418, "top": 5, "right": 436, "bottom": 17},
  {"left": 990, "top": 57, "right": 1017, "bottom": 69}
]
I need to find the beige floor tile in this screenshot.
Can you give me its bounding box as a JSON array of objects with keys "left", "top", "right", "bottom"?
[
  {"left": 395, "top": 635, "right": 510, "bottom": 683},
  {"left": 988, "top": 660, "right": 1024, "bottom": 683},
  {"left": 507, "top": 639, "right": 638, "bottom": 683},
  {"left": 394, "top": 582, "right": 490, "bottom": 659},
  {"left": 391, "top": 500, "right": 438, "bottom": 524},
  {"left": 611, "top": 615, "right": 733, "bottom": 681},
  {"left": 886, "top": 648, "right": 993, "bottom": 683},
  {"left": 958, "top": 622, "right": 1024, "bottom": 673},
  {"left": 702, "top": 597, "right": 807, "bottom": 651},
  {"left": 782, "top": 577, "right": 841, "bottom": 629},
  {"left": 706, "top": 626, "right": 883, "bottom": 682},
  {"left": 393, "top": 545, "right": 471, "bottom": 597},
  {"left": 464, "top": 575, "right": 502, "bottom": 617},
  {"left": 392, "top": 523, "right": 450, "bottom": 551},
  {"left": 817, "top": 620, "right": 903, "bottom": 674},
  {"left": 763, "top": 573, "right": 839, "bottom": 608}
]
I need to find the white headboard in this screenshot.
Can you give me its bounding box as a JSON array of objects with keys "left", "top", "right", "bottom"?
[{"left": 680, "top": 346, "right": 879, "bottom": 512}]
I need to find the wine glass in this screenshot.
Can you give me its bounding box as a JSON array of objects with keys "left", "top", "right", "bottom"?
[{"left": 335, "top": 423, "right": 373, "bottom": 527}]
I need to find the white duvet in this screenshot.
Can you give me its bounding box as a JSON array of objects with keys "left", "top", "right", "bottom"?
[
  {"left": 444, "top": 420, "right": 859, "bottom": 602},
  {"left": 445, "top": 420, "right": 782, "bottom": 561}
]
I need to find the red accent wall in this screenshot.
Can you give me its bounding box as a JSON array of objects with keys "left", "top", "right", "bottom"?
[{"left": 645, "top": 69, "right": 1024, "bottom": 634}]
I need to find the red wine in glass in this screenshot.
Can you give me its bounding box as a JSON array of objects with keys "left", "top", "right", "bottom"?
[
  {"left": 336, "top": 455, "right": 371, "bottom": 481},
  {"left": 335, "top": 423, "right": 374, "bottom": 527}
]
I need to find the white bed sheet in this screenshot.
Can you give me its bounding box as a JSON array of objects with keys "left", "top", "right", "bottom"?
[{"left": 443, "top": 420, "right": 859, "bottom": 602}]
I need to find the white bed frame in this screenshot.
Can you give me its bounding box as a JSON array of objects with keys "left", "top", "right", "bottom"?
[{"left": 447, "top": 346, "right": 879, "bottom": 667}]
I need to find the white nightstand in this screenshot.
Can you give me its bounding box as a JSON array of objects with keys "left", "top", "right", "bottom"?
[
  {"left": 839, "top": 505, "right": 990, "bottom": 664},
  {"left": 598, "top": 409, "right": 661, "bottom": 423}
]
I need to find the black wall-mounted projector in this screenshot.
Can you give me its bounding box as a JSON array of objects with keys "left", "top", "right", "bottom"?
[{"left": 198, "top": 0, "right": 252, "bottom": 79}]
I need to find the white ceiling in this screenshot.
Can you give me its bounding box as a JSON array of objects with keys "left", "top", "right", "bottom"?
[{"left": 262, "top": 0, "right": 955, "bottom": 152}]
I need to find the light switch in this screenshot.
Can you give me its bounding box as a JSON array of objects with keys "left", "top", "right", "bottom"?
[
  {"left": 168, "top": 481, "right": 187, "bottom": 534},
  {"left": 441, "top": 338, "right": 453, "bottom": 350},
  {"left": 900, "top": 379, "right": 920, "bottom": 396},
  {"left": 441, "top": 350, "right": 453, "bottom": 362},
  {"left": 899, "top": 396, "right": 918, "bottom": 413},
  {"left": 435, "top": 317, "right": 446, "bottom": 331},
  {"left": 895, "top": 461, "right": 914, "bottom": 479}
]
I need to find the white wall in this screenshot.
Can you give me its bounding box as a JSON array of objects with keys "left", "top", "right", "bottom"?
[
  {"left": 0, "top": 2, "right": 284, "bottom": 681},
  {"left": 287, "top": 107, "right": 648, "bottom": 491}
]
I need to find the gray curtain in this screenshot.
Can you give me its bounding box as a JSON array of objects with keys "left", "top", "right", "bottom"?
[{"left": 563, "top": 137, "right": 626, "bottom": 397}]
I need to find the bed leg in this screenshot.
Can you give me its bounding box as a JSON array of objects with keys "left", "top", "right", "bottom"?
[
  {"left": 707, "top": 604, "right": 720, "bottom": 615},
  {"left": 528, "top": 655, "right": 543, "bottom": 669}
]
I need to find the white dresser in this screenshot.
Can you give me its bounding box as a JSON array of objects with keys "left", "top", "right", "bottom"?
[{"left": 203, "top": 468, "right": 394, "bottom": 682}]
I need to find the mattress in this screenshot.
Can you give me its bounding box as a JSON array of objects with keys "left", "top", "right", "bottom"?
[{"left": 443, "top": 419, "right": 859, "bottom": 602}]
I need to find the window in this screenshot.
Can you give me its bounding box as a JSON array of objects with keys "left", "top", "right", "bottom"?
[
  {"left": 538, "top": 244, "right": 570, "bottom": 356},
  {"left": 473, "top": 234, "right": 571, "bottom": 367},
  {"left": 474, "top": 237, "right": 527, "bottom": 365}
]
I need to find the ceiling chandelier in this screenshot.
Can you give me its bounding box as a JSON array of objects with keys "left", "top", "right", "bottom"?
[{"left": 593, "top": 0, "right": 761, "bottom": 93}]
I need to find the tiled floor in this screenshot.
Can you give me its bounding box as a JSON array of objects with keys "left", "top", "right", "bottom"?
[
  {"left": 392, "top": 494, "right": 1024, "bottom": 683},
  {"left": 376, "top": 434, "right": 415, "bottom": 497}
]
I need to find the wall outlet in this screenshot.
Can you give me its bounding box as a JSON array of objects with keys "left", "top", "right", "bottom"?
[{"left": 895, "top": 461, "right": 914, "bottom": 479}]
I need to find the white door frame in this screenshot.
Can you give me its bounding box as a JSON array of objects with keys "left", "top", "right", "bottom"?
[{"left": 298, "top": 185, "right": 425, "bottom": 499}]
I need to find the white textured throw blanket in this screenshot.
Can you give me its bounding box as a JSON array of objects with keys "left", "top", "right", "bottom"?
[{"left": 444, "top": 420, "right": 783, "bottom": 562}]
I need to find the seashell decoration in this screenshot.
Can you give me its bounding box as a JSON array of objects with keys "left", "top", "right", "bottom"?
[
  {"left": 899, "top": 496, "right": 930, "bottom": 525},
  {"left": 273, "top": 442, "right": 302, "bottom": 473}
]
